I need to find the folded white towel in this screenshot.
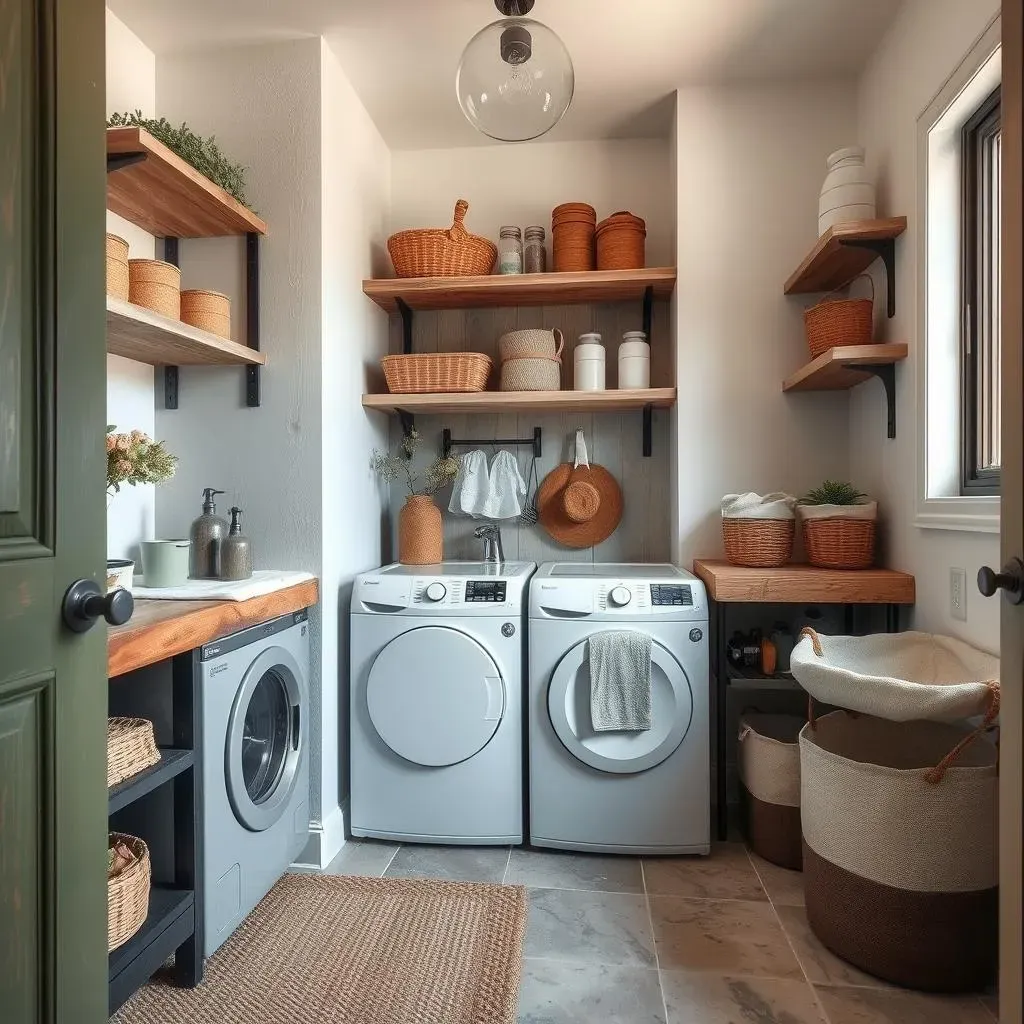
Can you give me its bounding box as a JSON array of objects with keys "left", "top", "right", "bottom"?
[
  {"left": 480, "top": 450, "right": 526, "bottom": 520},
  {"left": 721, "top": 491, "right": 797, "bottom": 520},
  {"left": 589, "top": 630, "right": 652, "bottom": 732},
  {"left": 448, "top": 450, "right": 490, "bottom": 517}
]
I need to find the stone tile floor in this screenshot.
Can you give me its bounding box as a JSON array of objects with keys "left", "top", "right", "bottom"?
[{"left": 320, "top": 840, "right": 999, "bottom": 1024}]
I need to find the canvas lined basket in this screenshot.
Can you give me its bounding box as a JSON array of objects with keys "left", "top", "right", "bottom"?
[
  {"left": 129, "top": 258, "right": 181, "bottom": 319},
  {"left": 739, "top": 714, "right": 804, "bottom": 870},
  {"left": 596, "top": 211, "right": 646, "bottom": 270},
  {"left": 499, "top": 329, "right": 564, "bottom": 392},
  {"left": 551, "top": 202, "right": 596, "bottom": 272},
  {"left": 107, "top": 717, "right": 161, "bottom": 789},
  {"left": 804, "top": 274, "right": 875, "bottom": 359},
  {"left": 722, "top": 519, "right": 794, "bottom": 568},
  {"left": 181, "top": 289, "right": 231, "bottom": 339},
  {"left": 381, "top": 352, "right": 491, "bottom": 394},
  {"left": 387, "top": 200, "right": 497, "bottom": 278},
  {"left": 106, "top": 233, "right": 129, "bottom": 300},
  {"left": 803, "top": 517, "right": 876, "bottom": 568},
  {"left": 108, "top": 833, "right": 151, "bottom": 952},
  {"left": 800, "top": 712, "right": 998, "bottom": 992}
]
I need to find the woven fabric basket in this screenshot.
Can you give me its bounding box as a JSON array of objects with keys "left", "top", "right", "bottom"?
[
  {"left": 181, "top": 289, "right": 231, "bottom": 339},
  {"left": 499, "top": 328, "right": 564, "bottom": 391},
  {"left": 381, "top": 353, "right": 491, "bottom": 394},
  {"left": 596, "top": 211, "right": 646, "bottom": 270},
  {"left": 802, "top": 518, "right": 876, "bottom": 569},
  {"left": 129, "top": 259, "right": 181, "bottom": 319},
  {"left": 399, "top": 495, "right": 442, "bottom": 565},
  {"left": 106, "top": 233, "right": 129, "bottom": 300},
  {"left": 804, "top": 275, "right": 874, "bottom": 358},
  {"left": 108, "top": 833, "right": 151, "bottom": 952},
  {"left": 552, "top": 202, "right": 596, "bottom": 272},
  {"left": 723, "top": 518, "right": 794, "bottom": 567},
  {"left": 388, "top": 200, "right": 496, "bottom": 278},
  {"left": 107, "top": 717, "right": 161, "bottom": 789}
]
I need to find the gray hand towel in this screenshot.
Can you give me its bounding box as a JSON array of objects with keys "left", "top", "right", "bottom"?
[{"left": 589, "top": 630, "right": 652, "bottom": 732}]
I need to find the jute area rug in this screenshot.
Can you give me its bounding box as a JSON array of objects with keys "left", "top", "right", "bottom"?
[{"left": 112, "top": 874, "right": 527, "bottom": 1024}]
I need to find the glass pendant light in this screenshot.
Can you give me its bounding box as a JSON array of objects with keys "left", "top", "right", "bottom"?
[{"left": 456, "top": 0, "right": 574, "bottom": 143}]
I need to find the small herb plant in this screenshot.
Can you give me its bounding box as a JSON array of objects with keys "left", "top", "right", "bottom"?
[
  {"left": 108, "top": 110, "right": 251, "bottom": 206},
  {"left": 106, "top": 426, "right": 177, "bottom": 495},
  {"left": 371, "top": 431, "right": 459, "bottom": 497},
  {"left": 800, "top": 480, "right": 867, "bottom": 506}
]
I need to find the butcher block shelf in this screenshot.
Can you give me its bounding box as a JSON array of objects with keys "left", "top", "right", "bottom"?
[
  {"left": 108, "top": 579, "right": 319, "bottom": 678},
  {"left": 784, "top": 218, "right": 907, "bottom": 295},
  {"left": 362, "top": 267, "right": 677, "bottom": 314},
  {"left": 692, "top": 560, "right": 916, "bottom": 605},
  {"left": 106, "top": 127, "right": 267, "bottom": 238},
  {"left": 107, "top": 297, "right": 266, "bottom": 367},
  {"left": 783, "top": 344, "right": 908, "bottom": 392},
  {"left": 363, "top": 388, "right": 677, "bottom": 415}
]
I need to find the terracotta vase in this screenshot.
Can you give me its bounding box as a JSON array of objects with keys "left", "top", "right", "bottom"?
[{"left": 399, "top": 494, "right": 442, "bottom": 565}]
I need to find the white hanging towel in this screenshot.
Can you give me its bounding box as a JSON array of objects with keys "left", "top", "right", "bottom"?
[
  {"left": 448, "top": 450, "right": 490, "bottom": 517},
  {"left": 479, "top": 450, "right": 527, "bottom": 520},
  {"left": 589, "top": 630, "right": 653, "bottom": 732}
]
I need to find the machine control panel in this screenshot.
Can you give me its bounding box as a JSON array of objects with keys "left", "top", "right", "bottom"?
[
  {"left": 465, "top": 580, "right": 507, "bottom": 603},
  {"left": 650, "top": 584, "right": 693, "bottom": 607}
]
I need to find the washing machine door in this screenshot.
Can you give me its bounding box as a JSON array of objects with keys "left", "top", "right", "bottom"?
[
  {"left": 226, "top": 645, "right": 305, "bottom": 832},
  {"left": 548, "top": 637, "right": 693, "bottom": 774},
  {"left": 367, "top": 626, "right": 504, "bottom": 767}
]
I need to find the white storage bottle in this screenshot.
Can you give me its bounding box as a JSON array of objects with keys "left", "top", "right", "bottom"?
[
  {"left": 574, "top": 333, "right": 606, "bottom": 391},
  {"left": 618, "top": 330, "right": 650, "bottom": 390}
]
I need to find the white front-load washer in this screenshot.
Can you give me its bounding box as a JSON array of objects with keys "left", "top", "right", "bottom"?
[
  {"left": 350, "top": 561, "right": 535, "bottom": 844},
  {"left": 529, "top": 563, "right": 710, "bottom": 855},
  {"left": 200, "top": 609, "right": 311, "bottom": 957}
]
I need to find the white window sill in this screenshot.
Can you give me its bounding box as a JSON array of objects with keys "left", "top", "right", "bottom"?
[{"left": 915, "top": 498, "right": 1000, "bottom": 534}]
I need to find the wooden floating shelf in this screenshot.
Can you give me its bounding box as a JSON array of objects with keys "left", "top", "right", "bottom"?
[
  {"left": 107, "top": 297, "right": 266, "bottom": 367},
  {"left": 107, "top": 127, "right": 267, "bottom": 238},
  {"left": 362, "top": 388, "right": 677, "bottom": 415},
  {"left": 362, "top": 267, "right": 677, "bottom": 314},
  {"left": 784, "top": 218, "right": 907, "bottom": 295},
  {"left": 783, "top": 344, "right": 908, "bottom": 392}
]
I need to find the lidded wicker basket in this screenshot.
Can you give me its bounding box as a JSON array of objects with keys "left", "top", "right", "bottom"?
[
  {"left": 381, "top": 352, "right": 491, "bottom": 394},
  {"left": 552, "top": 202, "right": 597, "bottom": 272},
  {"left": 388, "top": 200, "right": 497, "bottom": 278},
  {"left": 804, "top": 275, "right": 874, "bottom": 359},
  {"left": 108, "top": 833, "right": 151, "bottom": 951},
  {"left": 181, "top": 289, "right": 231, "bottom": 339},
  {"left": 129, "top": 258, "right": 181, "bottom": 319},
  {"left": 596, "top": 211, "right": 646, "bottom": 270},
  {"left": 107, "top": 717, "right": 161, "bottom": 788},
  {"left": 106, "top": 233, "right": 129, "bottom": 300}
]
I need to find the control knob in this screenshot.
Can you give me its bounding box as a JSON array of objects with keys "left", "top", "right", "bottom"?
[
  {"left": 424, "top": 582, "right": 447, "bottom": 603},
  {"left": 608, "top": 586, "right": 632, "bottom": 607}
]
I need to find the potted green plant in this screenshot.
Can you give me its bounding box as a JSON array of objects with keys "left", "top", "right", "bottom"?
[
  {"left": 372, "top": 432, "right": 458, "bottom": 565},
  {"left": 797, "top": 480, "right": 877, "bottom": 569}
]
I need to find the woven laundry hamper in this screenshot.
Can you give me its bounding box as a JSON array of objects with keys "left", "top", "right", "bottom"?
[
  {"left": 799, "top": 712, "right": 999, "bottom": 992},
  {"left": 738, "top": 714, "right": 804, "bottom": 870}
]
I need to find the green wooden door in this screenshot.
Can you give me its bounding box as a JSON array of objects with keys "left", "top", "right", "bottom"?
[{"left": 0, "top": 0, "right": 108, "bottom": 1021}]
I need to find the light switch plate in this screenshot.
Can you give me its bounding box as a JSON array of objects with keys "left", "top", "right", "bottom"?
[{"left": 950, "top": 567, "right": 967, "bottom": 621}]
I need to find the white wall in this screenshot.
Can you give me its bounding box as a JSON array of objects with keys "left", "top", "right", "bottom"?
[
  {"left": 673, "top": 82, "right": 859, "bottom": 563},
  {"left": 851, "top": 0, "right": 1001, "bottom": 652},
  {"left": 105, "top": 8, "right": 156, "bottom": 562}
]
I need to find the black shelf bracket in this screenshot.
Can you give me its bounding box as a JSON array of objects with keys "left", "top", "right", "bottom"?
[
  {"left": 397, "top": 298, "right": 414, "bottom": 355},
  {"left": 398, "top": 410, "right": 416, "bottom": 447},
  {"left": 163, "top": 238, "right": 180, "bottom": 410},
  {"left": 642, "top": 404, "right": 654, "bottom": 457},
  {"left": 107, "top": 151, "right": 146, "bottom": 174},
  {"left": 838, "top": 237, "right": 898, "bottom": 317},
  {"left": 442, "top": 426, "right": 542, "bottom": 461},
  {"left": 642, "top": 285, "right": 654, "bottom": 341},
  {"left": 842, "top": 361, "right": 897, "bottom": 438},
  {"left": 245, "top": 232, "right": 261, "bottom": 407}
]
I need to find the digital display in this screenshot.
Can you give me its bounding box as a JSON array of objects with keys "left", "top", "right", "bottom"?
[
  {"left": 651, "top": 584, "right": 693, "bottom": 607},
  {"left": 466, "top": 581, "right": 507, "bottom": 603}
]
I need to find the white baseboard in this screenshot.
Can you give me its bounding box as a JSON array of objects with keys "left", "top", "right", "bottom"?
[{"left": 293, "top": 802, "right": 348, "bottom": 870}]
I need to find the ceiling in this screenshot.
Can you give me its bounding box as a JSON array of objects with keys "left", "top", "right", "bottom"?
[{"left": 109, "top": 0, "right": 902, "bottom": 149}]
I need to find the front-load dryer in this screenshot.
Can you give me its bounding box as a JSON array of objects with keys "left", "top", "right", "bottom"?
[
  {"left": 529, "top": 563, "right": 710, "bottom": 855},
  {"left": 351, "top": 562, "right": 535, "bottom": 844},
  {"left": 200, "top": 609, "right": 310, "bottom": 956}
]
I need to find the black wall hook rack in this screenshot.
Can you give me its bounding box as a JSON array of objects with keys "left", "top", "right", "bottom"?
[{"left": 442, "top": 427, "right": 542, "bottom": 461}]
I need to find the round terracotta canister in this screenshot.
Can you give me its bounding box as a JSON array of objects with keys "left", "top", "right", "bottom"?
[
  {"left": 128, "top": 259, "right": 181, "bottom": 320},
  {"left": 399, "top": 495, "right": 442, "bottom": 565},
  {"left": 106, "top": 234, "right": 130, "bottom": 301},
  {"left": 552, "top": 202, "right": 597, "bottom": 273},
  {"left": 181, "top": 289, "right": 231, "bottom": 340},
  {"left": 596, "top": 212, "right": 646, "bottom": 271}
]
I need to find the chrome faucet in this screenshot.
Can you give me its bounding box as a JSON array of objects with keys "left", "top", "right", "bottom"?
[{"left": 474, "top": 524, "right": 505, "bottom": 565}]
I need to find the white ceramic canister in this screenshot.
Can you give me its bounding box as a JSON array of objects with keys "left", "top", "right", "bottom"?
[
  {"left": 574, "top": 333, "right": 606, "bottom": 391},
  {"left": 818, "top": 146, "right": 876, "bottom": 236},
  {"left": 618, "top": 330, "right": 650, "bottom": 390}
]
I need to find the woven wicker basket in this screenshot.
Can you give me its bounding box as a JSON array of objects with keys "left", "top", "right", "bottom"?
[
  {"left": 723, "top": 518, "right": 795, "bottom": 568},
  {"left": 381, "top": 352, "right": 491, "bottom": 394},
  {"left": 107, "top": 717, "right": 161, "bottom": 789},
  {"left": 108, "top": 833, "right": 151, "bottom": 952},
  {"left": 106, "top": 233, "right": 129, "bottom": 300},
  {"left": 596, "top": 211, "right": 646, "bottom": 270},
  {"left": 399, "top": 495, "right": 443, "bottom": 565},
  {"left": 804, "top": 275, "right": 874, "bottom": 359},
  {"left": 129, "top": 259, "right": 181, "bottom": 319},
  {"left": 181, "top": 289, "right": 231, "bottom": 339},
  {"left": 388, "top": 200, "right": 496, "bottom": 278},
  {"left": 802, "top": 517, "right": 876, "bottom": 569},
  {"left": 499, "top": 329, "right": 563, "bottom": 391},
  {"left": 552, "top": 202, "right": 596, "bottom": 273}
]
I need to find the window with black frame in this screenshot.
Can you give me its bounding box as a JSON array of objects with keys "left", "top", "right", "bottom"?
[{"left": 962, "top": 87, "right": 1002, "bottom": 496}]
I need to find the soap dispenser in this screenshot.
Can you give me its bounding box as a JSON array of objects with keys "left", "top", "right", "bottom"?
[
  {"left": 189, "top": 487, "right": 227, "bottom": 578},
  {"left": 220, "top": 507, "right": 253, "bottom": 581}
]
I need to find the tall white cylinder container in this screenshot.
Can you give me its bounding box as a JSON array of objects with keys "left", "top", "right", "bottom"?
[
  {"left": 818, "top": 146, "right": 876, "bottom": 236},
  {"left": 574, "top": 333, "right": 606, "bottom": 391},
  {"left": 618, "top": 331, "right": 650, "bottom": 390}
]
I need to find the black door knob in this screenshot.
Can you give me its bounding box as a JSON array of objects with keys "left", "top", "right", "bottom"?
[
  {"left": 977, "top": 559, "right": 1024, "bottom": 605},
  {"left": 62, "top": 579, "right": 135, "bottom": 632}
]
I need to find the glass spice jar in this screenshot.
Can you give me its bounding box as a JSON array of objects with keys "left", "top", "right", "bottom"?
[
  {"left": 524, "top": 225, "right": 546, "bottom": 274},
  {"left": 498, "top": 226, "right": 523, "bottom": 275}
]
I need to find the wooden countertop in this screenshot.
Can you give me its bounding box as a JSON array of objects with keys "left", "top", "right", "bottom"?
[
  {"left": 108, "top": 580, "right": 319, "bottom": 677},
  {"left": 692, "top": 560, "right": 915, "bottom": 605}
]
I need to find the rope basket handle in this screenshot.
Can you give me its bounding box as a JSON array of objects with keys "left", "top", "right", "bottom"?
[
  {"left": 449, "top": 199, "right": 470, "bottom": 240},
  {"left": 811, "top": 272, "right": 876, "bottom": 310}
]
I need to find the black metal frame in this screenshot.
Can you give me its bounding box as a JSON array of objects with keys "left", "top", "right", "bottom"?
[{"left": 442, "top": 426, "right": 542, "bottom": 460}]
